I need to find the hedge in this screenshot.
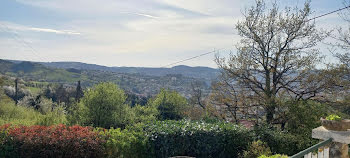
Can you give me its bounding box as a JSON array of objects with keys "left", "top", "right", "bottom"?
[
  {"left": 0, "top": 124, "right": 105, "bottom": 158},
  {"left": 0, "top": 121, "right": 311, "bottom": 158},
  {"left": 253, "top": 125, "right": 314, "bottom": 156},
  {"left": 98, "top": 127, "right": 149, "bottom": 158},
  {"left": 143, "top": 120, "right": 254, "bottom": 158}
]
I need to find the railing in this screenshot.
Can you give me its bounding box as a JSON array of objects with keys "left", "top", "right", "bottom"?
[{"left": 290, "top": 138, "right": 332, "bottom": 158}]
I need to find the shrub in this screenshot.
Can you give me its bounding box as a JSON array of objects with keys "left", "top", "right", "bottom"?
[
  {"left": 0, "top": 124, "right": 17, "bottom": 158},
  {"left": 149, "top": 89, "right": 189, "bottom": 120},
  {"left": 0, "top": 124, "right": 105, "bottom": 158},
  {"left": 0, "top": 101, "right": 41, "bottom": 126},
  {"left": 81, "top": 82, "right": 131, "bottom": 128},
  {"left": 98, "top": 127, "right": 149, "bottom": 158},
  {"left": 18, "top": 95, "right": 56, "bottom": 114},
  {"left": 0, "top": 120, "right": 321, "bottom": 158},
  {"left": 253, "top": 125, "right": 311, "bottom": 156},
  {"left": 326, "top": 114, "right": 341, "bottom": 121},
  {"left": 66, "top": 102, "right": 88, "bottom": 125},
  {"left": 35, "top": 106, "right": 67, "bottom": 126},
  {"left": 3, "top": 86, "right": 30, "bottom": 102},
  {"left": 258, "top": 154, "right": 288, "bottom": 158},
  {"left": 243, "top": 140, "right": 272, "bottom": 158},
  {"left": 143, "top": 120, "right": 253, "bottom": 158},
  {"left": 285, "top": 101, "right": 328, "bottom": 137},
  {"left": 132, "top": 104, "right": 158, "bottom": 124},
  {"left": 183, "top": 106, "right": 206, "bottom": 120}
]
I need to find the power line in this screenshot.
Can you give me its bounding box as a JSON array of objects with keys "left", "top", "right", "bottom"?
[
  {"left": 0, "top": 23, "right": 48, "bottom": 62},
  {"left": 0, "top": 23, "right": 72, "bottom": 62},
  {"left": 307, "top": 5, "right": 350, "bottom": 22},
  {"left": 161, "top": 48, "right": 225, "bottom": 68},
  {"left": 161, "top": 5, "right": 350, "bottom": 68}
]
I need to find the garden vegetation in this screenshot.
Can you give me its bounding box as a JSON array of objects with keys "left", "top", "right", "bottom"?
[{"left": 2, "top": 0, "right": 350, "bottom": 157}]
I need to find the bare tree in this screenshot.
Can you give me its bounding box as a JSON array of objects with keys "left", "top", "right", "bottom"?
[
  {"left": 210, "top": 74, "right": 263, "bottom": 123},
  {"left": 190, "top": 81, "right": 206, "bottom": 109},
  {"left": 216, "top": 0, "right": 327, "bottom": 123},
  {"left": 325, "top": 0, "right": 350, "bottom": 95},
  {"left": 333, "top": 0, "right": 350, "bottom": 74}
]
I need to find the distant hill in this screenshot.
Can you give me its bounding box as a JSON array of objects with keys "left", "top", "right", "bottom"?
[
  {"left": 0, "top": 59, "right": 84, "bottom": 83},
  {"left": 0, "top": 60, "right": 211, "bottom": 97},
  {"left": 38, "top": 61, "right": 219, "bottom": 82}
]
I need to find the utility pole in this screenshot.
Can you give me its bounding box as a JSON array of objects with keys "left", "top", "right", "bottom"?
[{"left": 15, "top": 78, "right": 18, "bottom": 105}]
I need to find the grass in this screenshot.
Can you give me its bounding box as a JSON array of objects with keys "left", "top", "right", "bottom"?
[
  {"left": 0, "top": 95, "right": 67, "bottom": 126},
  {"left": 26, "top": 86, "right": 42, "bottom": 95},
  {"left": 0, "top": 97, "right": 40, "bottom": 125}
]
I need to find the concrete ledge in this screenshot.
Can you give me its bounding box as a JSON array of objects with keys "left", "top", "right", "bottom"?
[{"left": 312, "top": 126, "right": 350, "bottom": 144}]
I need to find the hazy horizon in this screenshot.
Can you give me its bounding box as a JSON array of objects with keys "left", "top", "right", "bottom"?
[{"left": 0, "top": 58, "right": 219, "bottom": 69}]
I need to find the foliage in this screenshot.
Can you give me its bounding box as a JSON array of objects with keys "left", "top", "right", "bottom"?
[
  {"left": 0, "top": 77, "right": 3, "bottom": 86},
  {"left": 3, "top": 85, "right": 30, "bottom": 102},
  {"left": 149, "top": 89, "right": 189, "bottom": 120},
  {"left": 66, "top": 101, "right": 88, "bottom": 125},
  {"left": 98, "top": 127, "right": 149, "bottom": 158},
  {"left": 0, "top": 99, "right": 41, "bottom": 126},
  {"left": 183, "top": 106, "right": 206, "bottom": 120},
  {"left": 0, "top": 124, "right": 105, "bottom": 158},
  {"left": 18, "top": 95, "right": 58, "bottom": 114},
  {"left": 253, "top": 125, "right": 312, "bottom": 156},
  {"left": 82, "top": 82, "right": 131, "bottom": 128},
  {"left": 285, "top": 101, "right": 329, "bottom": 137},
  {"left": 126, "top": 93, "right": 149, "bottom": 107},
  {"left": 326, "top": 114, "right": 342, "bottom": 121},
  {"left": 0, "top": 119, "right": 326, "bottom": 158},
  {"left": 36, "top": 96, "right": 56, "bottom": 114},
  {"left": 75, "top": 80, "right": 84, "bottom": 101},
  {"left": 258, "top": 154, "right": 288, "bottom": 158},
  {"left": 132, "top": 104, "right": 158, "bottom": 124},
  {"left": 35, "top": 106, "right": 67, "bottom": 126},
  {"left": 243, "top": 140, "right": 272, "bottom": 158},
  {"left": 143, "top": 120, "right": 253, "bottom": 158}
]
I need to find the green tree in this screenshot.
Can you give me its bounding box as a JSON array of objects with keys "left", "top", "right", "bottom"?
[
  {"left": 75, "top": 80, "right": 84, "bottom": 102},
  {"left": 132, "top": 104, "right": 158, "bottom": 124},
  {"left": 0, "top": 77, "right": 3, "bottom": 87},
  {"left": 66, "top": 101, "right": 88, "bottom": 125},
  {"left": 0, "top": 77, "right": 3, "bottom": 102},
  {"left": 149, "top": 89, "right": 188, "bottom": 120},
  {"left": 81, "top": 82, "right": 130, "bottom": 128}
]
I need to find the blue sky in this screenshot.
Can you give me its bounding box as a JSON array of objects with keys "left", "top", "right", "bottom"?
[{"left": 0, "top": 0, "right": 346, "bottom": 67}]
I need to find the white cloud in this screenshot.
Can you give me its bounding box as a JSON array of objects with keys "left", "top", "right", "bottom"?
[
  {"left": 0, "top": 21, "right": 81, "bottom": 35},
  {"left": 28, "top": 27, "right": 81, "bottom": 35},
  {"left": 129, "top": 12, "right": 160, "bottom": 19}
]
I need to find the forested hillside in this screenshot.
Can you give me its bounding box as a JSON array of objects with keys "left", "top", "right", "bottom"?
[
  {"left": 0, "top": 60, "right": 209, "bottom": 97},
  {"left": 37, "top": 61, "right": 219, "bottom": 83}
]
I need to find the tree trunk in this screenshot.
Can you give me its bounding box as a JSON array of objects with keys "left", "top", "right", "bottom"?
[{"left": 266, "top": 99, "right": 276, "bottom": 124}]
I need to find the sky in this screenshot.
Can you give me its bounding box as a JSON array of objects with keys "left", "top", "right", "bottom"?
[{"left": 0, "top": 0, "right": 347, "bottom": 68}]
